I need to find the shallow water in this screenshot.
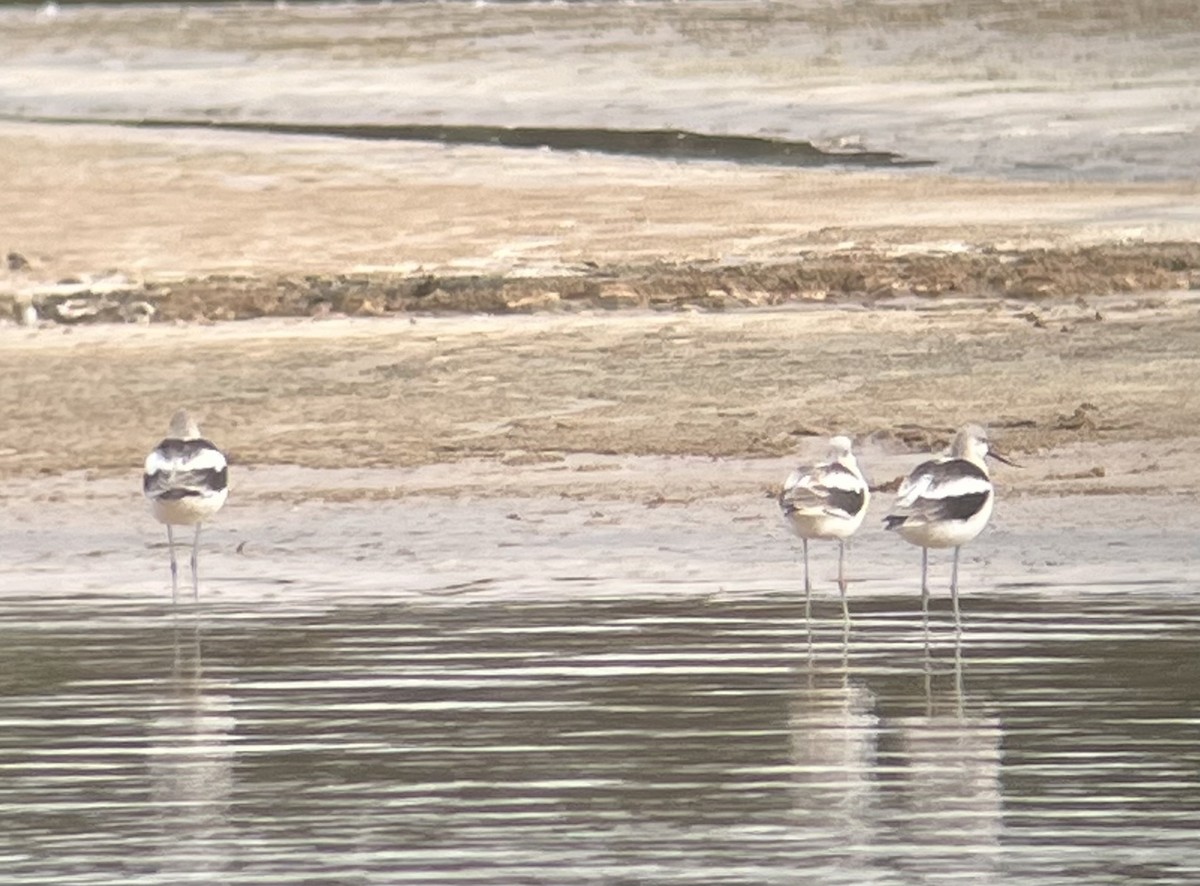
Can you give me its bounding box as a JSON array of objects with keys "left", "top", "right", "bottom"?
[
  {"left": 3, "top": 477, "right": 1199, "bottom": 883},
  {"left": 3, "top": 499, "right": 1200, "bottom": 884},
  {"left": 1, "top": 0, "right": 1197, "bottom": 180}
]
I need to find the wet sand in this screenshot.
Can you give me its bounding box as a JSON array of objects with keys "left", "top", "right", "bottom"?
[{"left": 2, "top": 122, "right": 1200, "bottom": 551}]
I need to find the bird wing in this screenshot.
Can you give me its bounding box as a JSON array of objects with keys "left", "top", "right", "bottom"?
[
  {"left": 143, "top": 468, "right": 225, "bottom": 501},
  {"left": 780, "top": 463, "right": 867, "bottom": 520},
  {"left": 143, "top": 439, "right": 228, "bottom": 500},
  {"left": 886, "top": 458, "right": 990, "bottom": 526}
]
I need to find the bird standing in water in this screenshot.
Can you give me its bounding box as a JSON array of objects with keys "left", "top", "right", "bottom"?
[
  {"left": 884, "top": 425, "right": 1016, "bottom": 634},
  {"left": 144, "top": 409, "right": 229, "bottom": 602},
  {"left": 779, "top": 436, "right": 871, "bottom": 626}
]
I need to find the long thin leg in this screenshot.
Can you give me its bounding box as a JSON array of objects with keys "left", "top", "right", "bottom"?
[
  {"left": 920, "top": 546, "right": 930, "bottom": 652},
  {"left": 922, "top": 623, "right": 933, "bottom": 717},
  {"left": 167, "top": 524, "right": 179, "bottom": 604},
  {"left": 838, "top": 539, "right": 850, "bottom": 631},
  {"left": 953, "top": 622, "right": 965, "bottom": 718},
  {"left": 802, "top": 538, "right": 811, "bottom": 623},
  {"left": 951, "top": 546, "right": 962, "bottom": 636},
  {"left": 840, "top": 613, "right": 850, "bottom": 671},
  {"left": 191, "top": 524, "right": 202, "bottom": 602}
]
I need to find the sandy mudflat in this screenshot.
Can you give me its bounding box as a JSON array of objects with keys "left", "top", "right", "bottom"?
[
  {"left": 3, "top": 121, "right": 1200, "bottom": 286},
  {"left": 2, "top": 122, "right": 1200, "bottom": 508},
  {"left": 4, "top": 296, "right": 1200, "bottom": 506}
]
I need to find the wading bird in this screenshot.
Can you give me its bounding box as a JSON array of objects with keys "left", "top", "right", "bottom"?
[
  {"left": 779, "top": 435, "right": 871, "bottom": 625},
  {"left": 884, "top": 425, "right": 1016, "bottom": 634},
  {"left": 144, "top": 409, "right": 228, "bottom": 602}
]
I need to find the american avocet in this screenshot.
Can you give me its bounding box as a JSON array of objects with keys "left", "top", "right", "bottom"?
[
  {"left": 779, "top": 436, "right": 871, "bottom": 624},
  {"left": 884, "top": 425, "right": 1016, "bottom": 633},
  {"left": 143, "top": 409, "right": 229, "bottom": 602}
]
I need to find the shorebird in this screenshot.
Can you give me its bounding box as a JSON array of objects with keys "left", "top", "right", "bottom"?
[
  {"left": 143, "top": 409, "right": 229, "bottom": 602},
  {"left": 884, "top": 425, "right": 1015, "bottom": 633},
  {"left": 779, "top": 436, "right": 871, "bottom": 624}
]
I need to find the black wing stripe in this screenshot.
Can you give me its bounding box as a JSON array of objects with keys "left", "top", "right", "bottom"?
[
  {"left": 826, "top": 487, "right": 866, "bottom": 518},
  {"left": 144, "top": 467, "right": 228, "bottom": 497},
  {"left": 930, "top": 490, "right": 990, "bottom": 521}
]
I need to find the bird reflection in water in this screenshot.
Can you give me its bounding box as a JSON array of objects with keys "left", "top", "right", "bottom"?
[
  {"left": 146, "top": 621, "right": 237, "bottom": 878},
  {"left": 788, "top": 631, "right": 1003, "bottom": 881},
  {"left": 887, "top": 635, "right": 1004, "bottom": 881},
  {"left": 788, "top": 633, "right": 881, "bottom": 872}
]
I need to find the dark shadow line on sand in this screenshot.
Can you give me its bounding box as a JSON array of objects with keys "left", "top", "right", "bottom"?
[{"left": 6, "top": 114, "right": 935, "bottom": 170}]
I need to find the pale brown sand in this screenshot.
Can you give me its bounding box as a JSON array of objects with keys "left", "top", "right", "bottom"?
[{"left": 2, "top": 123, "right": 1199, "bottom": 507}]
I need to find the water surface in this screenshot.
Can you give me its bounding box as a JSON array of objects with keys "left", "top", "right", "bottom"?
[{"left": 3, "top": 580, "right": 1199, "bottom": 884}]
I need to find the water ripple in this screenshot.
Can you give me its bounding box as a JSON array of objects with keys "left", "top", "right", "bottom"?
[{"left": 2, "top": 590, "right": 1199, "bottom": 884}]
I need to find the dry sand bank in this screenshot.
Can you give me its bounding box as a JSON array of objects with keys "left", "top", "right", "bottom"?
[
  {"left": 2, "top": 122, "right": 1200, "bottom": 504},
  {"left": 4, "top": 300, "right": 1200, "bottom": 502},
  {"left": 2, "top": 121, "right": 1200, "bottom": 293}
]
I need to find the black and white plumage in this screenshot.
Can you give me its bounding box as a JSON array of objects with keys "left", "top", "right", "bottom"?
[
  {"left": 885, "top": 424, "right": 1016, "bottom": 632},
  {"left": 779, "top": 435, "right": 870, "bottom": 624},
  {"left": 144, "top": 409, "right": 228, "bottom": 601}
]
